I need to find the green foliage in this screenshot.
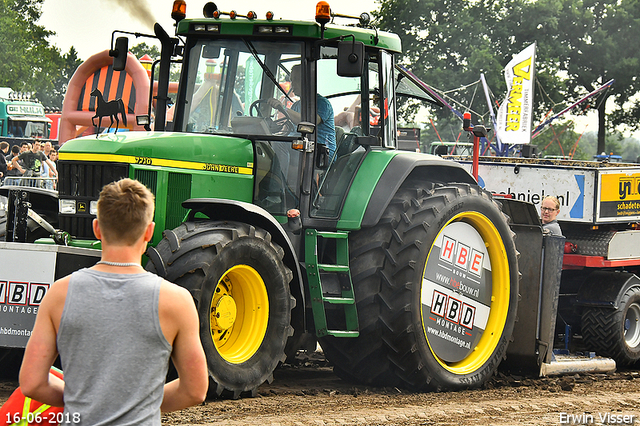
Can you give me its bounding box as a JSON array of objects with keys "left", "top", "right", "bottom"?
[
  {"left": 0, "top": 0, "right": 50, "bottom": 90},
  {"left": 34, "top": 47, "right": 82, "bottom": 109},
  {"left": 0, "top": 0, "right": 81, "bottom": 109},
  {"left": 130, "top": 42, "right": 181, "bottom": 85},
  {"left": 377, "top": 0, "right": 640, "bottom": 154},
  {"left": 531, "top": 120, "right": 589, "bottom": 160},
  {"left": 548, "top": 0, "right": 640, "bottom": 152},
  {"left": 578, "top": 131, "right": 640, "bottom": 162},
  {"left": 130, "top": 42, "right": 161, "bottom": 61},
  {"left": 375, "top": 0, "right": 564, "bottom": 125}
]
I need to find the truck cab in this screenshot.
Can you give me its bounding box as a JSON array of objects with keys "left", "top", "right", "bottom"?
[{"left": 0, "top": 88, "right": 51, "bottom": 140}]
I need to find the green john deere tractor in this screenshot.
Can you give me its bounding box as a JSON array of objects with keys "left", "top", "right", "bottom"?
[{"left": 12, "top": 1, "right": 521, "bottom": 398}]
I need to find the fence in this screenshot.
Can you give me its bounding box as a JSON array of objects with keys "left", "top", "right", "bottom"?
[{"left": 1, "top": 176, "right": 57, "bottom": 190}]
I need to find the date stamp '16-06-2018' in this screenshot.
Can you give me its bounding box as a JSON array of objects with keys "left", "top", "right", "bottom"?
[
  {"left": 6, "top": 412, "right": 80, "bottom": 424},
  {"left": 560, "top": 412, "right": 637, "bottom": 425}
]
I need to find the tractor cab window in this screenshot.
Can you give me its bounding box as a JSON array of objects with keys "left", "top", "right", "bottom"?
[
  {"left": 380, "top": 51, "right": 397, "bottom": 149},
  {"left": 179, "top": 39, "right": 305, "bottom": 216},
  {"left": 311, "top": 47, "right": 386, "bottom": 219},
  {"left": 180, "top": 39, "right": 302, "bottom": 137}
]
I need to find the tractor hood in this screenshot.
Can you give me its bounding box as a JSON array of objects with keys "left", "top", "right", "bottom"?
[{"left": 59, "top": 131, "right": 255, "bottom": 174}]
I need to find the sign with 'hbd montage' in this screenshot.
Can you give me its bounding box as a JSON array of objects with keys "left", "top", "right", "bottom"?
[
  {"left": 0, "top": 247, "right": 56, "bottom": 348},
  {"left": 421, "top": 222, "right": 493, "bottom": 363}
]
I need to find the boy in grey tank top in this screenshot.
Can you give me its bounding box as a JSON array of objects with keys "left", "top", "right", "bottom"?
[{"left": 19, "top": 178, "right": 208, "bottom": 425}]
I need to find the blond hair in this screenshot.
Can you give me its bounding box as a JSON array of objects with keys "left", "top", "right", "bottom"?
[
  {"left": 543, "top": 195, "right": 560, "bottom": 210},
  {"left": 96, "top": 178, "right": 155, "bottom": 245}
]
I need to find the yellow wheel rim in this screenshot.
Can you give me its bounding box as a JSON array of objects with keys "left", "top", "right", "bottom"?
[
  {"left": 210, "top": 265, "right": 269, "bottom": 363},
  {"left": 421, "top": 211, "right": 511, "bottom": 375}
]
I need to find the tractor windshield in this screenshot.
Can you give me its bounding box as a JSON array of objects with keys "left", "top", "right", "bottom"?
[{"left": 179, "top": 39, "right": 302, "bottom": 137}]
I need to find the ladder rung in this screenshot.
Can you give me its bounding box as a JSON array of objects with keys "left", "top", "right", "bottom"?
[
  {"left": 305, "top": 228, "right": 359, "bottom": 338},
  {"left": 318, "top": 264, "right": 349, "bottom": 273},
  {"left": 316, "top": 231, "right": 349, "bottom": 239},
  {"left": 323, "top": 296, "right": 355, "bottom": 304},
  {"left": 327, "top": 330, "right": 359, "bottom": 338}
]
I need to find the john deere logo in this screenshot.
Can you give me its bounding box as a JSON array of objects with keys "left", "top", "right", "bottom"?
[{"left": 77, "top": 202, "right": 87, "bottom": 213}]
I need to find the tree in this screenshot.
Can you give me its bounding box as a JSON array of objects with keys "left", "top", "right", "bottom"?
[
  {"left": 130, "top": 42, "right": 161, "bottom": 61},
  {"left": 532, "top": 120, "right": 589, "bottom": 160},
  {"left": 0, "top": 0, "right": 50, "bottom": 91},
  {"left": 376, "top": 0, "right": 640, "bottom": 155},
  {"left": 34, "top": 47, "right": 82, "bottom": 109},
  {"left": 549, "top": 0, "right": 640, "bottom": 155},
  {"left": 0, "top": 0, "right": 80, "bottom": 109},
  {"left": 376, "top": 0, "right": 508, "bottom": 126},
  {"left": 376, "top": 0, "right": 565, "bottom": 124}
]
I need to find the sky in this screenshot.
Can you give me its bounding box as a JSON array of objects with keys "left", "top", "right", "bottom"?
[{"left": 39, "top": 0, "right": 382, "bottom": 60}]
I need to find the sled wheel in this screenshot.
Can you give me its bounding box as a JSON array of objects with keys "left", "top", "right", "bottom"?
[
  {"left": 582, "top": 287, "right": 640, "bottom": 366},
  {"left": 320, "top": 180, "right": 519, "bottom": 391},
  {"left": 146, "top": 221, "right": 294, "bottom": 398}
]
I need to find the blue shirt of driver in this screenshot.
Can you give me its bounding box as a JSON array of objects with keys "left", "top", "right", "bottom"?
[{"left": 292, "top": 94, "right": 336, "bottom": 159}]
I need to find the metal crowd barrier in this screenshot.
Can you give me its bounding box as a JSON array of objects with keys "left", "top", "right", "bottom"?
[{"left": 1, "top": 176, "right": 58, "bottom": 189}]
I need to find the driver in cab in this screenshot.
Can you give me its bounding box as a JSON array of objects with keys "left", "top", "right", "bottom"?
[{"left": 267, "top": 65, "right": 336, "bottom": 159}]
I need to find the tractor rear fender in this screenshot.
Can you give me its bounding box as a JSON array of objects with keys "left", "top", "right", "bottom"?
[
  {"left": 357, "top": 153, "right": 476, "bottom": 228},
  {"left": 180, "top": 198, "right": 305, "bottom": 329},
  {"left": 576, "top": 271, "right": 640, "bottom": 309}
]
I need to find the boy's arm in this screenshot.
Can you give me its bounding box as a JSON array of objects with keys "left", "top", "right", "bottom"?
[
  {"left": 19, "top": 278, "right": 69, "bottom": 407},
  {"left": 160, "top": 283, "right": 208, "bottom": 412},
  {"left": 11, "top": 155, "right": 24, "bottom": 173},
  {"left": 45, "top": 159, "right": 58, "bottom": 177}
]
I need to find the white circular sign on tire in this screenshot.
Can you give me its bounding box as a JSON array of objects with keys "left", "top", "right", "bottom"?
[{"left": 421, "top": 221, "right": 493, "bottom": 363}]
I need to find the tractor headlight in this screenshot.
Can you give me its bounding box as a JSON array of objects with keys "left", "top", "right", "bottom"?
[
  {"left": 90, "top": 201, "right": 98, "bottom": 215},
  {"left": 59, "top": 199, "right": 76, "bottom": 214}
]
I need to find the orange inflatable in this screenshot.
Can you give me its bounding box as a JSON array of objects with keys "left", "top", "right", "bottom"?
[{"left": 0, "top": 368, "right": 64, "bottom": 426}]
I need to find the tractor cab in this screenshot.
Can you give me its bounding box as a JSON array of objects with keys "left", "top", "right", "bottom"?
[{"left": 156, "top": 3, "right": 442, "bottom": 222}]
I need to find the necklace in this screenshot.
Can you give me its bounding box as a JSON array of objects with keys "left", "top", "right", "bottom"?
[{"left": 97, "top": 260, "right": 141, "bottom": 267}]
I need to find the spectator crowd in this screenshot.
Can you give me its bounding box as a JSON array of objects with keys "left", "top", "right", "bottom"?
[{"left": 0, "top": 140, "right": 58, "bottom": 189}]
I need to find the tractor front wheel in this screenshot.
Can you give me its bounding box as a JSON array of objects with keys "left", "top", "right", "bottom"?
[{"left": 146, "top": 221, "right": 295, "bottom": 398}]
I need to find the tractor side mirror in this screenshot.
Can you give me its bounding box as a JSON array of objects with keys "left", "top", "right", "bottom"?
[
  {"left": 337, "top": 40, "right": 365, "bottom": 77},
  {"left": 110, "top": 37, "right": 129, "bottom": 71}
]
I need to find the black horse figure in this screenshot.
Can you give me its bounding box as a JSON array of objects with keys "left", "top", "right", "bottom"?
[{"left": 90, "top": 88, "right": 127, "bottom": 136}]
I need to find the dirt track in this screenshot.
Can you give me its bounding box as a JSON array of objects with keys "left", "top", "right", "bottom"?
[{"left": 2, "top": 351, "right": 640, "bottom": 425}]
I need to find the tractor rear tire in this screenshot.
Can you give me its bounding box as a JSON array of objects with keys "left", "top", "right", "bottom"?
[
  {"left": 319, "top": 180, "right": 519, "bottom": 391},
  {"left": 581, "top": 286, "right": 640, "bottom": 366},
  {"left": 146, "top": 221, "right": 295, "bottom": 398}
]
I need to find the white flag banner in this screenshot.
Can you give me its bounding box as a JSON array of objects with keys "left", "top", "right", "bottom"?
[{"left": 496, "top": 43, "right": 536, "bottom": 145}]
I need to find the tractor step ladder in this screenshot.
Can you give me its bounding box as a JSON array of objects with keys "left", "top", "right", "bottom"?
[{"left": 305, "top": 229, "right": 359, "bottom": 338}]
